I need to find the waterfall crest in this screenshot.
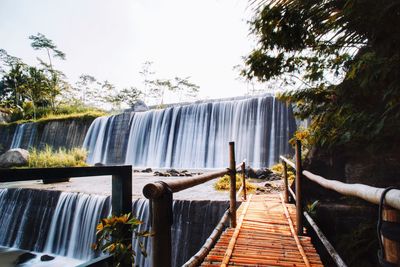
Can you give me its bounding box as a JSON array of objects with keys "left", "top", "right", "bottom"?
[{"left": 83, "top": 96, "right": 296, "bottom": 168}]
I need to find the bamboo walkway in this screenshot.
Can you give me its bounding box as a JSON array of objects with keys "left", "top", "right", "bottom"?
[{"left": 201, "top": 193, "right": 324, "bottom": 267}]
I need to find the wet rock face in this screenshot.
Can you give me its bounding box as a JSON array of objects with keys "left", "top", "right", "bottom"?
[{"left": 0, "top": 148, "right": 29, "bottom": 168}]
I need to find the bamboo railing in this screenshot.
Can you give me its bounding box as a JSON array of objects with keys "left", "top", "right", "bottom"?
[
  {"left": 280, "top": 140, "right": 400, "bottom": 267},
  {"left": 143, "top": 142, "right": 247, "bottom": 267}
]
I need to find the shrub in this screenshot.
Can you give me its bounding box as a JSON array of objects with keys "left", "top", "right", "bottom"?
[
  {"left": 93, "top": 213, "right": 150, "bottom": 266},
  {"left": 214, "top": 174, "right": 256, "bottom": 191},
  {"left": 270, "top": 163, "right": 295, "bottom": 182},
  {"left": 28, "top": 146, "right": 88, "bottom": 168}
]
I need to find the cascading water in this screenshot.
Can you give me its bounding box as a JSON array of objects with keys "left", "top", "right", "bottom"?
[
  {"left": 83, "top": 95, "right": 296, "bottom": 168},
  {"left": 43, "top": 192, "right": 111, "bottom": 260},
  {"left": 0, "top": 188, "right": 230, "bottom": 266},
  {"left": 10, "top": 123, "right": 37, "bottom": 149},
  {"left": 0, "top": 188, "right": 60, "bottom": 252}
]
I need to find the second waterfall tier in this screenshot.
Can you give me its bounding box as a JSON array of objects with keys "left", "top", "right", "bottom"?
[{"left": 83, "top": 95, "right": 296, "bottom": 168}]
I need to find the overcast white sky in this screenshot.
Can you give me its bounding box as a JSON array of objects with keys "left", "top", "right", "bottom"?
[{"left": 0, "top": 0, "right": 266, "bottom": 103}]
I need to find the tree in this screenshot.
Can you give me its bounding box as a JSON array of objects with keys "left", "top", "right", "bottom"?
[
  {"left": 105, "top": 87, "right": 143, "bottom": 109},
  {"left": 243, "top": 0, "right": 400, "bottom": 152},
  {"left": 29, "top": 33, "right": 66, "bottom": 109}
]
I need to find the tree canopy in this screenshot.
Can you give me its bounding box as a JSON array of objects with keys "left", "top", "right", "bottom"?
[{"left": 243, "top": 0, "right": 400, "bottom": 152}]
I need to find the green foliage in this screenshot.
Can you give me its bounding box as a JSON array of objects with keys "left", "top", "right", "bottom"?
[
  {"left": 1, "top": 106, "right": 105, "bottom": 126},
  {"left": 244, "top": 0, "right": 400, "bottom": 153},
  {"left": 93, "top": 213, "right": 150, "bottom": 266},
  {"left": 214, "top": 174, "right": 256, "bottom": 191},
  {"left": 305, "top": 200, "right": 319, "bottom": 217},
  {"left": 270, "top": 163, "right": 295, "bottom": 181},
  {"left": 27, "top": 146, "right": 88, "bottom": 168}
]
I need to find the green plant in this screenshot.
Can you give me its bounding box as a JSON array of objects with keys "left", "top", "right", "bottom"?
[
  {"left": 27, "top": 146, "right": 88, "bottom": 168},
  {"left": 214, "top": 174, "right": 256, "bottom": 191},
  {"left": 270, "top": 163, "right": 295, "bottom": 182},
  {"left": 93, "top": 213, "right": 151, "bottom": 267},
  {"left": 306, "top": 200, "right": 319, "bottom": 217}
]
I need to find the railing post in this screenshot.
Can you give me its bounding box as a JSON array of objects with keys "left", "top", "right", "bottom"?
[
  {"left": 382, "top": 206, "right": 400, "bottom": 265},
  {"left": 295, "top": 140, "right": 303, "bottom": 235},
  {"left": 150, "top": 187, "right": 173, "bottom": 267},
  {"left": 241, "top": 162, "right": 247, "bottom": 201},
  {"left": 282, "top": 160, "right": 289, "bottom": 203},
  {"left": 229, "top": 142, "right": 237, "bottom": 228},
  {"left": 111, "top": 167, "right": 132, "bottom": 216},
  {"left": 112, "top": 167, "right": 133, "bottom": 267}
]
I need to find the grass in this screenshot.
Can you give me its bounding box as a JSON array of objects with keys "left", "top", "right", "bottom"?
[
  {"left": 27, "top": 146, "right": 88, "bottom": 168},
  {"left": 214, "top": 174, "right": 256, "bottom": 192},
  {"left": 1, "top": 104, "right": 107, "bottom": 126},
  {"left": 1, "top": 110, "right": 105, "bottom": 126}
]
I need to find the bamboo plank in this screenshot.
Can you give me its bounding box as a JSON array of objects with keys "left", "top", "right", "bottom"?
[{"left": 201, "top": 194, "right": 324, "bottom": 267}]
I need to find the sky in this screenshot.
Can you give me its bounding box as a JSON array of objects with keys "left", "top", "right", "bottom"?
[{"left": 0, "top": 0, "right": 265, "bottom": 104}]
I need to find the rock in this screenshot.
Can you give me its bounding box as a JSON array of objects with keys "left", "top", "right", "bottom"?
[
  {"left": 166, "top": 169, "right": 180, "bottom": 176},
  {"left": 15, "top": 252, "right": 36, "bottom": 264},
  {"left": 245, "top": 167, "right": 257, "bottom": 178},
  {"left": 255, "top": 168, "right": 273, "bottom": 178},
  {"left": 133, "top": 169, "right": 140, "bottom": 173},
  {"left": 125, "top": 100, "right": 149, "bottom": 113},
  {"left": 0, "top": 148, "right": 29, "bottom": 168},
  {"left": 141, "top": 168, "right": 153, "bottom": 173},
  {"left": 94, "top": 162, "right": 104, "bottom": 166},
  {"left": 40, "top": 254, "right": 55, "bottom": 261}
]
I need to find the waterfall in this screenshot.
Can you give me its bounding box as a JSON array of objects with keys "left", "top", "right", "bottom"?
[
  {"left": 0, "top": 189, "right": 229, "bottom": 266},
  {"left": 43, "top": 192, "right": 111, "bottom": 260},
  {"left": 10, "top": 123, "right": 37, "bottom": 149},
  {"left": 83, "top": 95, "right": 296, "bottom": 168},
  {"left": 0, "top": 189, "right": 61, "bottom": 251}
]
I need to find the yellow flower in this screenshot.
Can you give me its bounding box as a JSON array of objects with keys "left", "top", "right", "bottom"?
[
  {"left": 96, "top": 222, "right": 103, "bottom": 232},
  {"left": 116, "top": 214, "right": 129, "bottom": 224},
  {"left": 107, "top": 243, "right": 116, "bottom": 253}
]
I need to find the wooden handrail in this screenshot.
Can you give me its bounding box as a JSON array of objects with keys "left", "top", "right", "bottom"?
[
  {"left": 143, "top": 169, "right": 229, "bottom": 198},
  {"left": 281, "top": 141, "right": 400, "bottom": 266},
  {"left": 280, "top": 156, "right": 400, "bottom": 211},
  {"left": 303, "top": 212, "right": 347, "bottom": 267},
  {"left": 182, "top": 209, "right": 230, "bottom": 267},
  {"left": 280, "top": 155, "right": 296, "bottom": 169},
  {"left": 303, "top": 170, "right": 400, "bottom": 211}
]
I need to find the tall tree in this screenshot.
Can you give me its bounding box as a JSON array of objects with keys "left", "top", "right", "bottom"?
[
  {"left": 243, "top": 0, "right": 400, "bottom": 152},
  {"left": 29, "top": 33, "right": 66, "bottom": 109}
]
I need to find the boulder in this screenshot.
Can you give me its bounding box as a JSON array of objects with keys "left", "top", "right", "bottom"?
[
  {"left": 0, "top": 148, "right": 29, "bottom": 168},
  {"left": 141, "top": 168, "right": 153, "bottom": 173},
  {"left": 255, "top": 168, "right": 273, "bottom": 179},
  {"left": 245, "top": 167, "right": 257, "bottom": 178},
  {"left": 40, "top": 254, "right": 55, "bottom": 261}
]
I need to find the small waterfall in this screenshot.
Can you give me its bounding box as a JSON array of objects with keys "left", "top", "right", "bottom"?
[
  {"left": 0, "top": 189, "right": 229, "bottom": 266},
  {"left": 10, "top": 123, "right": 37, "bottom": 149},
  {"left": 43, "top": 192, "right": 111, "bottom": 260},
  {"left": 0, "top": 189, "right": 61, "bottom": 251},
  {"left": 83, "top": 95, "right": 296, "bottom": 168}
]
